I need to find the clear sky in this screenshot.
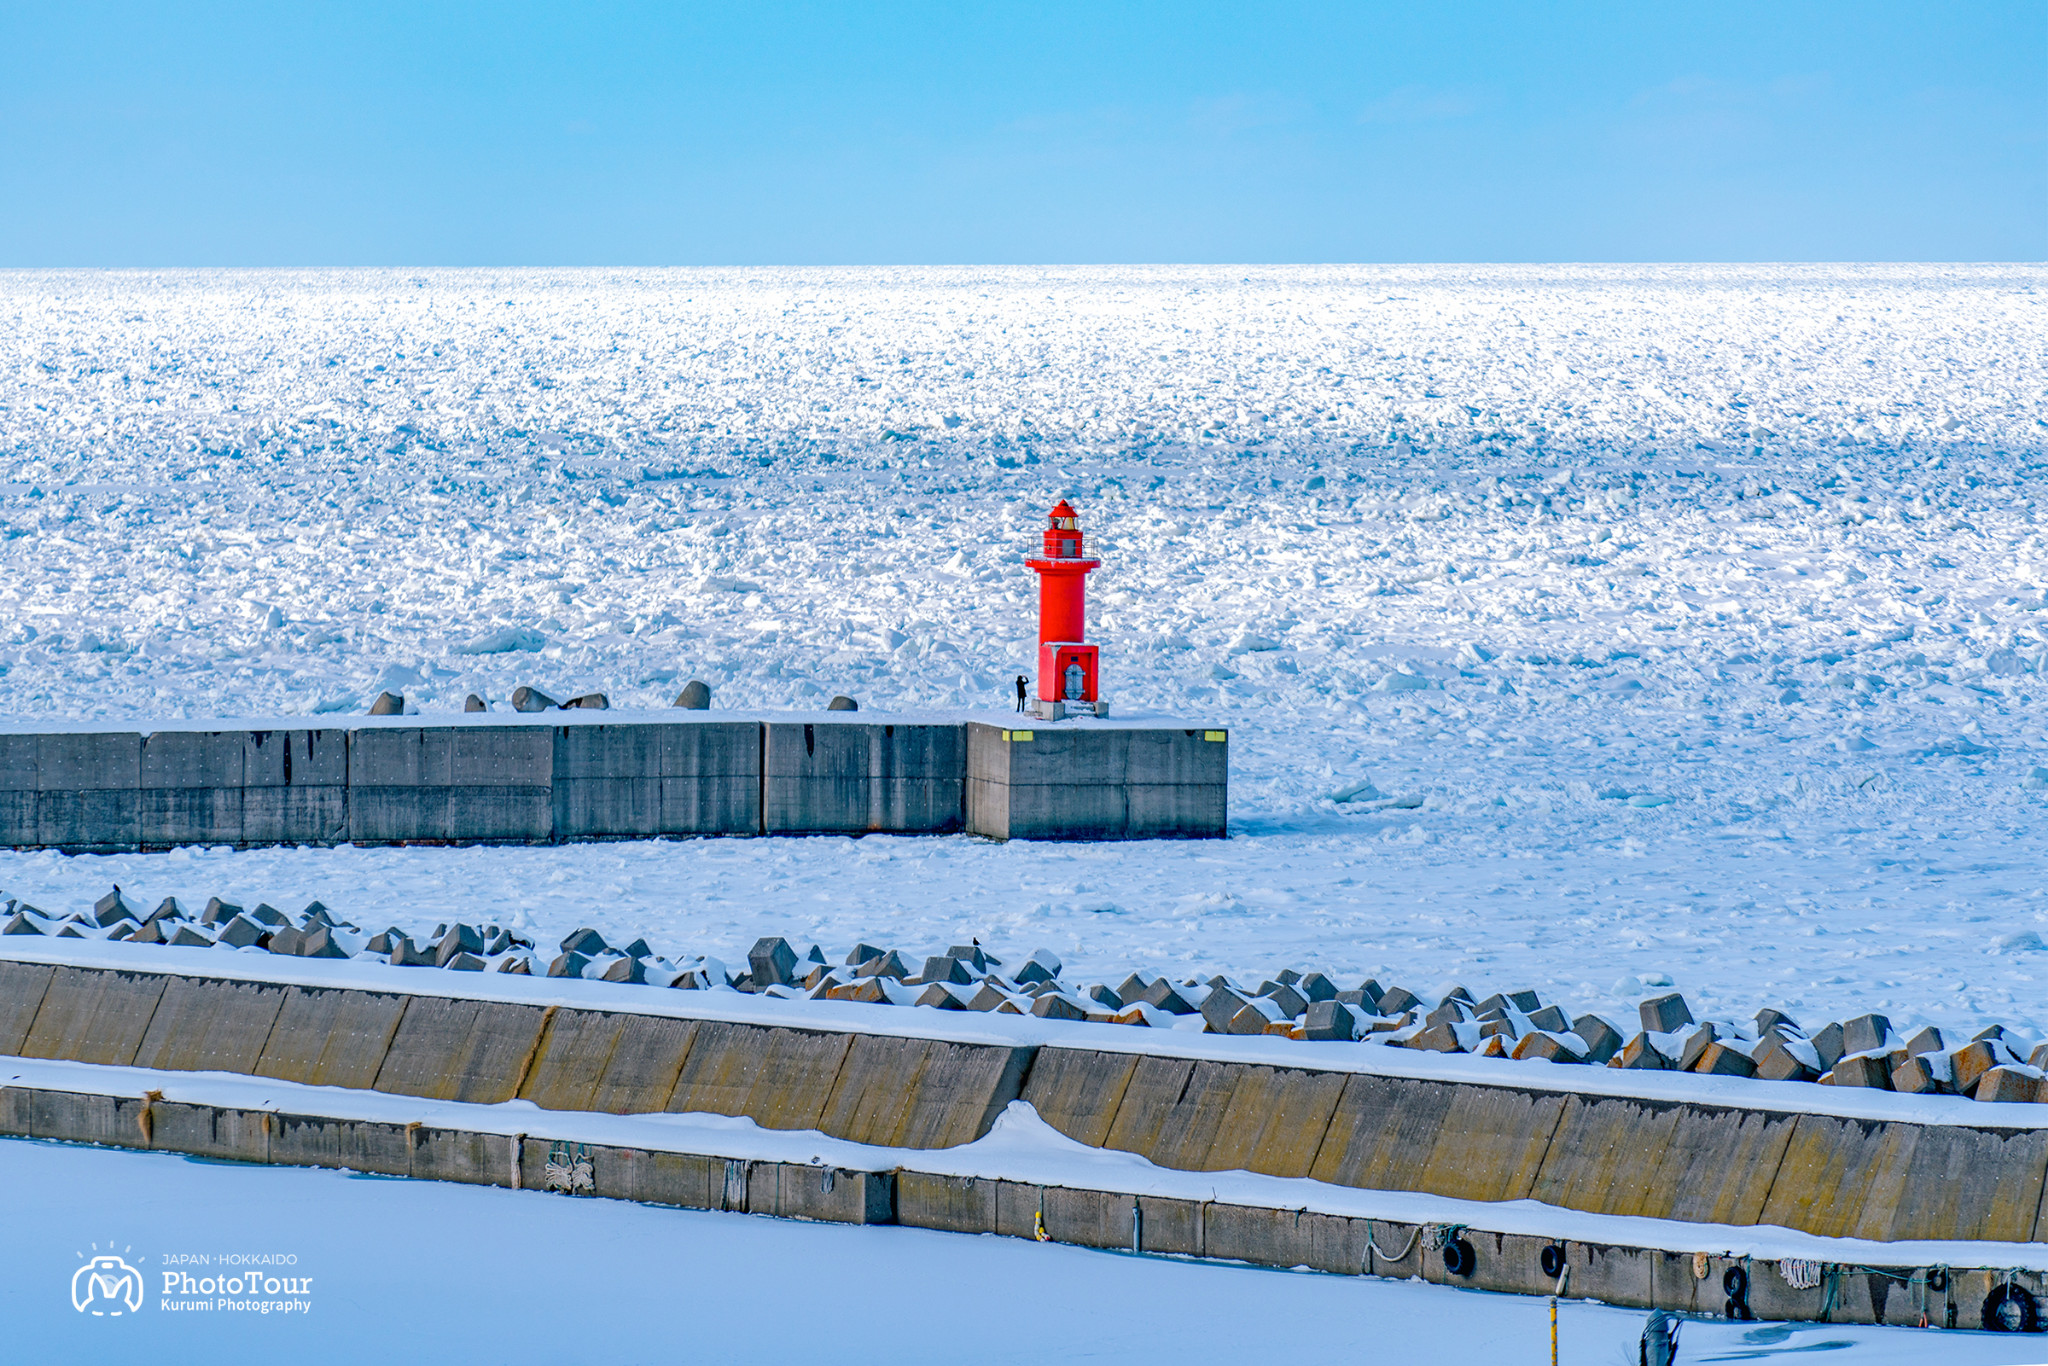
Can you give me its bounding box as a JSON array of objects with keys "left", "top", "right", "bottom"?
[{"left": 2, "top": 1, "right": 2042, "bottom": 265}]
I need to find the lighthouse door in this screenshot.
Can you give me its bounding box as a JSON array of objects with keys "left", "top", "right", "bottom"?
[{"left": 1064, "top": 661, "right": 1085, "bottom": 700}]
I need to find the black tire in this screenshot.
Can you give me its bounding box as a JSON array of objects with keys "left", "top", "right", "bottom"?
[
  {"left": 1984, "top": 1285, "right": 2040, "bottom": 1333},
  {"left": 1443, "top": 1237, "right": 1476, "bottom": 1278},
  {"left": 1540, "top": 1244, "right": 1567, "bottom": 1279},
  {"left": 1928, "top": 1268, "right": 1948, "bottom": 1293},
  {"left": 1724, "top": 1265, "right": 1750, "bottom": 1299}
]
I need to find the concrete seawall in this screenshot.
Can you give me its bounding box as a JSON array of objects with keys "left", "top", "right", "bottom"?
[
  {"left": 0, "top": 1070, "right": 2034, "bottom": 1333},
  {"left": 0, "top": 713, "right": 1227, "bottom": 849},
  {"left": 8, "top": 960, "right": 2047, "bottom": 1257}
]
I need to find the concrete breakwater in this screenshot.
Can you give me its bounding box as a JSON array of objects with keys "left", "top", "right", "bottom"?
[
  {"left": 4, "top": 952, "right": 2048, "bottom": 1335},
  {"left": 0, "top": 714, "right": 1226, "bottom": 849}
]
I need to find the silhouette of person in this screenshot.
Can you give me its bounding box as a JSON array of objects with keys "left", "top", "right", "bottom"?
[{"left": 1014, "top": 675, "right": 1028, "bottom": 712}]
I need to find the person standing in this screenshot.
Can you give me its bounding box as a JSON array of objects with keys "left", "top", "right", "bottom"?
[{"left": 1014, "top": 674, "right": 1028, "bottom": 712}]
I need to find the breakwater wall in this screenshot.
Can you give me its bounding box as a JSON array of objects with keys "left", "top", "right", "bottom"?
[
  {"left": 6, "top": 951, "right": 2048, "bottom": 1336},
  {"left": 0, "top": 715, "right": 1227, "bottom": 849}
]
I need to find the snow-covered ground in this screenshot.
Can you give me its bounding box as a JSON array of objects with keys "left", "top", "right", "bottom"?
[
  {"left": 5, "top": 1135, "right": 2035, "bottom": 1364},
  {"left": 2, "top": 265, "right": 2046, "bottom": 1041}
]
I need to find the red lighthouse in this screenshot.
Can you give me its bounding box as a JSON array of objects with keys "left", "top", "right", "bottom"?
[{"left": 1025, "top": 500, "right": 1106, "bottom": 718}]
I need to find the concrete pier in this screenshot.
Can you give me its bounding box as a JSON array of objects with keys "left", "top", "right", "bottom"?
[{"left": 0, "top": 712, "right": 1225, "bottom": 849}]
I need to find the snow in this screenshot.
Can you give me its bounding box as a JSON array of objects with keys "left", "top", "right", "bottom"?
[
  {"left": 2, "top": 1136, "right": 2036, "bottom": 1363},
  {"left": 3, "top": 265, "right": 2047, "bottom": 1046}
]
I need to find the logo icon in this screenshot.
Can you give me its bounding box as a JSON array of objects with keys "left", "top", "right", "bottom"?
[{"left": 72, "top": 1250, "right": 144, "bottom": 1316}]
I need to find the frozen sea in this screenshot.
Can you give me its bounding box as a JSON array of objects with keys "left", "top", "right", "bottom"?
[{"left": 1, "top": 264, "right": 2045, "bottom": 1043}]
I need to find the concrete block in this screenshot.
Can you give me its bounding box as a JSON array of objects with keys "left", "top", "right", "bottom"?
[
  {"left": 139, "top": 1099, "right": 272, "bottom": 1162},
  {"left": 1199, "top": 984, "right": 1248, "bottom": 1034},
  {"left": 1638, "top": 993, "right": 1692, "bottom": 1034},
  {"left": 749, "top": 937, "right": 798, "bottom": 987},
  {"left": 1975, "top": 1067, "right": 2042, "bottom": 1104},
  {"left": 1205, "top": 1064, "right": 1351, "bottom": 1179},
  {"left": 0, "top": 790, "right": 34, "bottom": 847},
  {"left": 243, "top": 729, "right": 348, "bottom": 787},
  {"left": 666, "top": 1021, "right": 853, "bottom": 1132},
  {"left": 37, "top": 732, "right": 140, "bottom": 790},
  {"left": 1677, "top": 1024, "right": 1720, "bottom": 1071},
  {"left": 131, "top": 975, "right": 287, "bottom": 1074},
  {"left": 1694, "top": 1042, "right": 1759, "bottom": 1078},
  {"left": 36, "top": 790, "right": 140, "bottom": 851},
  {"left": 552, "top": 777, "right": 663, "bottom": 838},
  {"left": 139, "top": 729, "right": 244, "bottom": 788},
  {"left": 1100, "top": 1057, "right": 1231, "bottom": 1171},
  {"left": 746, "top": 1161, "right": 893, "bottom": 1225},
  {"left": 0, "top": 734, "right": 37, "bottom": 791},
  {"left": 1952, "top": 1040, "right": 2000, "bottom": 1095},
  {"left": 598, "top": 955, "right": 644, "bottom": 984},
  {"left": 894, "top": 1171, "right": 997, "bottom": 1234},
  {"left": 1890, "top": 1054, "right": 1949, "bottom": 1094},
  {"left": 1018, "top": 1047, "right": 1140, "bottom": 1147},
  {"left": 1810, "top": 1021, "right": 1846, "bottom": 1071},
  {"left": 372, "top": 996, "right": 549, "bottom": 1103},
  {"left": 1302, "top": 1000, "right": 1356, "bottom": 1041},
  {"left": 20, "top": 966, "right": 168, "bottom": 1065},
  {"left": 1905, "top": 1026, "right": 1945, "bottom": 1057},
  {"left": 1032, "top": 994, "right": 1087, "bottom": 1021},
  {"left": 1512, "top": 1032, "right": 1585, "bottom": 1064},
  {"left": 255, "top": 985, "right": 409, "bottom": 1088},
  {"left": 1824, "top": 1054, "right": 1893, "bottom": 1089},
  {"left": 827, "top": 1036, "right": 1032, "bottom": 1149},
  {"left": 407, "top": 1125, "right": 509, "bottom": 1186},
  {"left": 763, "top": 721, "right": 965, "bottom": 835},
  {"left": 242, "top": 785, "right": 347, "bottom": 845},
  {"left": 1757, "top": 1037, "right": 1820, "bottom": 1082},
  {"left": 1572, "top": 1014, "right": 1624, "bottom": 1064},
  {"left": 512, "top": 686, "right": 559, "bottom": 712},
  {"left": 0, "top": 960, "right": 56, "bottom": 1053},
  {"left": 964, "top": 723, "right": 1226, "bottom": 841},
  {"left": 1841, "top": 1013, "right": 1891, "bottom": 1055},
  {"left": 446, "top": 786, "right": 554, "bottom": 843},
  {"left": 674, "top": 681, "right": 712, "bottom": 710},
  {"left": 216, "top": 914, "right": 267, "bottom": 948},
  {"left": 450, "top": 726, "right": 553, "bottom": 786}
]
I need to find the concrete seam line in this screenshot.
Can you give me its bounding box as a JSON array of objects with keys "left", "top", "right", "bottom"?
[
  {"left": 2027, "top": 1141, "right": 2048, "bottom": 1243},
  {"left": 1521, "top": 1090, "right": 1573, "bottom": 1205},
  {"left": 369, "top": 996, "right": 421, "bottom": 1095},
  {"left": 1755, "top": 1112, "right": 1805, "bottom": 1238},
  {"left": 9, "top": 966, "right": 56, "bottom": 1057},
  {"left": 510, "top": 1005, "right": 559, "bottom": 1100}
]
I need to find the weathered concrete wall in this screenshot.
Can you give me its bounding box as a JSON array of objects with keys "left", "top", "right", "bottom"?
[
  {"left": 551, "top": 723, "right": 762, "bottom": 839},
  {"left": 13, "top": 963, "right": 2048, "bottom": 1263},
  {"left": 1, "top": 716, "right": 1216, "bottom": 847},
  {"left": 964, "top": 723, "right": 1227, "bottom": 840},
  {"left": 762, "top": 722, "right": 964, "bottom": 835},
  {"left": 0, "top": 1073, "right": 2041, "bottom": 1331}
]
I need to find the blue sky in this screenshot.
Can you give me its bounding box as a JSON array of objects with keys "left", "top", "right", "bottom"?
[{"left": 2, "top": 1, "right": 2041, "bottom": 265}]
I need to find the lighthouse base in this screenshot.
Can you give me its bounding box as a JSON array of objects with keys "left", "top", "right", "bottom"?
[
  {"left": 1030, "top": 698, "right": 1111, "bottom": 722},
  {"left": 965, "top": 721, "right": 1227, "bottom": 841}
]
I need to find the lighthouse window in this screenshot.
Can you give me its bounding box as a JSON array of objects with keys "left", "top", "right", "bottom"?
[{"left": 1061, "top": 538, "right": 1076, "bottom": 556}]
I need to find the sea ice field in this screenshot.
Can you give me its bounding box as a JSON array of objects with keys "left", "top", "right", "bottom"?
[{"left": 1, "top": 264, "right": 2045, "bottom": 1042}]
